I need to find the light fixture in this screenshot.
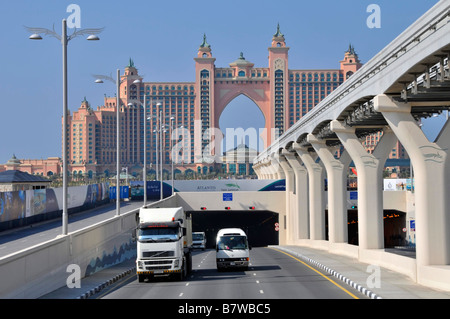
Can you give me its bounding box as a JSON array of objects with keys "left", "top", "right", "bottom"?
[
  {"left": 86, "top": 34, "right": 100, "bottom": 41},
  {"left": 29, "top": 33, "right": 43, "bottom": 40}
]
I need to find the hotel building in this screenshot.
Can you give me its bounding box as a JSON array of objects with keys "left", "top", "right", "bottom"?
[
  {"left": 63, "top": 26, "right": 365, "bottom": 178},
  {"left": 3, "top": 26, "right": 406, "bottom": 179}
]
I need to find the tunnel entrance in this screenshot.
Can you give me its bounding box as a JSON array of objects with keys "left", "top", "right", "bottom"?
[
  {"left": 344, "top": 210, "right": 407, "bottom": 247},
  {"left": 187, "top": 210, "right": 279, "bottom": 248}
]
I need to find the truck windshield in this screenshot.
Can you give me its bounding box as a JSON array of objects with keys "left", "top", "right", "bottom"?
[
  {"left": 193, "top": 233, "right": 204, "bottom": 240},
  {"left": 217, "top": 236, "right": 248, "bottom": 250},
  {"left": 138, "top": 227, "right": 179, "bottom": 242}
]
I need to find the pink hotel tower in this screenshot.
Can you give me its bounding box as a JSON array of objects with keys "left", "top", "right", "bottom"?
[{"left": 66, "top": 26, "right": 365, "bottom": 179}]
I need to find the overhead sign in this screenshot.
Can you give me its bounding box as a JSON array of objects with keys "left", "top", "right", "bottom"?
[{"left": 223, "top": 193, "right": 233, "bottom": 202}]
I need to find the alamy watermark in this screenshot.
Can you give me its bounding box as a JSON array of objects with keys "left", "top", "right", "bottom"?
[
  {"left": 66, "top": 264, "right": 81, "bottom": 289},
  {"left": 366, "top": 264, "right": 381, "bottom": 289},
  {"left": 66, "top": 4, "right": 81, "bottom": 29},
  {"left": 169, "top": 120, "right": 281, "bottom": 166},
  {"left": 367, "top": 4, "right": 381, "bottom": 29}
]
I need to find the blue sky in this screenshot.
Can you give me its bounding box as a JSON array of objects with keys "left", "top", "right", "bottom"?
[{"left": 0, "top": 0, "right": 442, "bottom": 163}]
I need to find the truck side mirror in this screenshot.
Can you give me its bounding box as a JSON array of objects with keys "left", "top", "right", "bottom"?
[{"left": 131, "top": 228, "right": 137, "bottom": 242}]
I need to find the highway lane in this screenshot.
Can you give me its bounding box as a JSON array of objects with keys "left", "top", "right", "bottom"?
[
  {"left": 0, "top": 201, "right": 145, "bottom": 257},
  {"left": 99, "top": 247, "right": 368, "bottom": 299}
]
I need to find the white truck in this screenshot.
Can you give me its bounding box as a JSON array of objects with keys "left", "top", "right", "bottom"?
[
  {"left": 135, "top": 207, "right": 192, "bottom": 282},
  {"left": 192, "top": 232, "right": 207, "bottom": 250}
]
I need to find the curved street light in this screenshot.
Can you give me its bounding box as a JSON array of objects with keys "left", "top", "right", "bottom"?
[{"left": 26, "top": 19, "right": 103, "bottom": 236}]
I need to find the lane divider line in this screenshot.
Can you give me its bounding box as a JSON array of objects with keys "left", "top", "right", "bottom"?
[{"left": 269, "top": 247, "right": 382, "bottom": 299}]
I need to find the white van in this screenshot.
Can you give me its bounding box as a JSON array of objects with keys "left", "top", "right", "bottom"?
[
  {"left": 192, "top": 232, "right": 207, "bottom": 250},
  {"left": 216, "top": 228, "right": 250, "bottom": 271}
]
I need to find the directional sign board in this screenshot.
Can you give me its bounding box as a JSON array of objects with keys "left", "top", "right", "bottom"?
[{"left": 223, "top": 193, "right": 233, "bottom": 202}]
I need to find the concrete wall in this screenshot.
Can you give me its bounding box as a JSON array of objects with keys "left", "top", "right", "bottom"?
[
  {"left": 0, "top": 195, "right": 182, "bottom": 299},
  {"left": 0, "top": 210, "right": 138, "bottom": 298}
]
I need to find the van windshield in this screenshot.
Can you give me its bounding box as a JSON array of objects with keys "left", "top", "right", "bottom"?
[
  {"left": 138, "top": 227, "right": 179, "bottom": 242},
  {"left": 217, "top": 235, "right": 248, "bottom": 250}
]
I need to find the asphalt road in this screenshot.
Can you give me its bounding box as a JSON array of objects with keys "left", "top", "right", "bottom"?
[{"left": 98, "top": 247, "right": 368, "bottom": 300}]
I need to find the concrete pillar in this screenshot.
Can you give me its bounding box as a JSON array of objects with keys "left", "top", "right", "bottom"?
[
  {"left": 255, "top": 164, "right": 264, "bottom": 179},
  {"left": 330, "top": 120, "right": 396, "bottom": 250},
  {"left": 284, "top": 151, "right": 310, "bottom": 241},
  {"left": 293, "top": 143, "right": 325, "bottom": 241},
  {"left": 264, "top": 160, "right": 276, "bottom": 179},
  {"left": 253, "top": 163, "right": 261, "bottom": 179},
  {"left": 278, "top": 151, "right": 295, "bottom": 244},
  {"left": 374, "top": 94, "right": 450, "bottom": 267},
  {"left": 261, "top": 162, "right": 271, "bottom": 179},
  {"left": 271, "top": 154, "right": 286, "bottom": 180},
  {"left": 307, "top": 134, "right": 350, "bottom": 244}
]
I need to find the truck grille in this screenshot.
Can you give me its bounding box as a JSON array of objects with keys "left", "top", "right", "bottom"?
[
  {"left": 142, "top": 251, "right": 175, "bottom": 258},
  {"left": 144, "top": 260, "right": 173, "bottom": 270}
]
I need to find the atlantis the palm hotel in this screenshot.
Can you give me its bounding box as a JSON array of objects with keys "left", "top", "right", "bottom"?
[{"left": 2, "top": 26, "right": 406, "bottom": 179}]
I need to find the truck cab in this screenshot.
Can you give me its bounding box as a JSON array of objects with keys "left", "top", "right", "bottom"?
[
  {"left": 192, "top": 232, "right": 207, "bottom": 250},
  {"left": 216, "top": 228, "right": 250, "bottom": 271},
  {"left": 135, "top": 207, "right": 192, "bottom": 282}
]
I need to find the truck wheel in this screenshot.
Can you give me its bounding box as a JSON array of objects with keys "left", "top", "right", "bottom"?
[
  {"left": 176, "top": 258, "right": 187, "bottom": 281},
  {"left": 138, "top": 274, "right": 145, "bottom": 283}
]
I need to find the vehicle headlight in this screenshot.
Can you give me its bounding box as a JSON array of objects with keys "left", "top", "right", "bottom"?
[
  {"left": 174, "top": 259, "right": 179, "bottom": 267},
  {"left": 137, "top": 261, "right": 143, "bottom": 268}
]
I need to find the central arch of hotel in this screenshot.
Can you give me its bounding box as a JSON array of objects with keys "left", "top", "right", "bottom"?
[{"left": 214, "top": 86, "right": 270, "bottom": 148}]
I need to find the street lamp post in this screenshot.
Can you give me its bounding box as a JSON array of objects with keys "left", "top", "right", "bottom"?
[
  {"left": 151, "top": 110, "right": 174, "bottom": 201},
  {"left": 171, "top": 118, "right": 175, "bottom": 195},
  {"left": 128, "top": 93, "right": 163, "bottom": 207},
  {"left": 26, "top": 20, "right": 103, "bottom": 235},
  {"left": 142, "top": 95, "right": 147, "bottom": 206},
  {"left": 94, "top": 70, "right": 122, "bottom": 216},
  {"left": 160, "top": 110, "right": 163, "bottom": 200},
  {"left": 128, "top": 94, "right": 148, "bottom": 207},
  {"left": 167, "top": 119, "right": 183, "bottom": 196}
]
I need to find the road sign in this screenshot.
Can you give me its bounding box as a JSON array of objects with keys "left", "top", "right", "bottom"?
[
  {"left": 275, "top": 222, "right": 279, "bottom": 232},
  {"left": 223, "top": 193, "right": 233, "bottom": 202}
]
